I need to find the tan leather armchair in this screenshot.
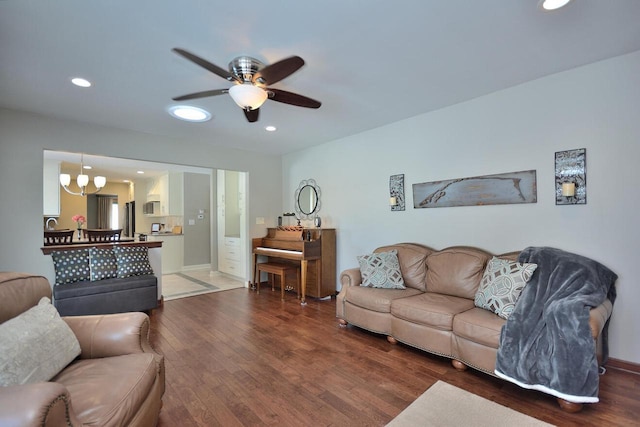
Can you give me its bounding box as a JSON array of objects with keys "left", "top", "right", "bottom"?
[{"left": 0, "top": 272, "right": 164, "bottom": 427}]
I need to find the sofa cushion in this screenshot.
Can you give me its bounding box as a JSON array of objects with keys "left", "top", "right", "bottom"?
[
  {"left": 53, "top": 275, "right": 157, "bottom": 300},
  {"left": 89, "top": 247, "right": 118, "bottom": 281},
  {"left": 375, "top": 243, "right": 432, "bottom": 292},
  {"left": 344, "top": 286, "right": 423, "bottom": 313},
  {"left": 390, "top": 293, "right": 475, "bottom": 330},
  {"left": 52, "top": 353, "right": 157, "bottom": 427},
  {"left": 113, "top": 246, "right": 154, "bottom": 278},
  {"left": 358, "top": 249, "right": 405, "bottom": 289},
  {"left": 0, "top": 297, "right": 80, "bottom": 386},
  {"left": 453, "top": 307, "right": 506, "bottom": 348},
  {"left": 474, "top": 257, "right": 537, "bottom": 319},
  {"left": 51, "top": 249, "right": 90, "bottom": 285},
  {"left": 426, "top": 247, "right": 491, "bottom": 299}
]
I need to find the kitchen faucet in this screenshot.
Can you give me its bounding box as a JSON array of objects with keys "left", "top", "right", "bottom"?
[{"left": 45, "top": 217, "right": 58, "bottom": 230}]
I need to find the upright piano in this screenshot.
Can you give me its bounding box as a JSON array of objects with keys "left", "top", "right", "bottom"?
[{"left": 252, "top": 227, "right": 336, "bottom": 304}]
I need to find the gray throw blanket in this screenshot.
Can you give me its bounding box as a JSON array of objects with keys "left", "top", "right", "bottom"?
[{"left": 494, "top": 246, "right": 617, "bottom": 403}]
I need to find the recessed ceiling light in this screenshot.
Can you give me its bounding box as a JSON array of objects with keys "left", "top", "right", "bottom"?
[
  {"left": 168, "top": 105, "right": 212, "bottom": 122},
  {"left": 137, "top": 171, "right": 144, "bottom": 174},
  {"left": 265, "top": 125, "right": 277, "bottom": 132},
  {"left": 539, "top": 0, "right": 572, "bottom": 11},
  {"left": 83, "top": 165, "right": 92, "bottom": 170},
  {"left": 71, "top": 77, "right": 92, "bottom": 87}
]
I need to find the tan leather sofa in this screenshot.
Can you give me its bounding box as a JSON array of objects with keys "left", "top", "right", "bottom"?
[
  {"left": 336, "top": 243, "right": 613, "bottom": 412},
  {"left": 0, "top": 272, "right": 165, "bottom": 426}
]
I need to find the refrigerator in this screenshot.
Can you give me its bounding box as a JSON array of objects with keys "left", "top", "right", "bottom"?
[{"left": 124, "top": 201, "right": 136, "bottom": 237}]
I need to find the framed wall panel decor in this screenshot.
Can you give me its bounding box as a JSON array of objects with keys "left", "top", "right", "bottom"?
[
  {"left": 389, "top": 174, "right": 405, "bottom": 211},
  {"left": 555, "top": 148, "right": 586, "bottom": 205}
]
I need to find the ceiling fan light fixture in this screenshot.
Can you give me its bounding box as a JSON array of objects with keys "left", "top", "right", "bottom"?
[{"left": 229, "top": 84, "right": 267, "bottom": 110}]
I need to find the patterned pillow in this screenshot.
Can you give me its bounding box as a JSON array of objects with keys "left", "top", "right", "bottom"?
[
  {"left": 51, "top": 249, "right": 90, "bottom": 286},
  {"left": 474, "top": 257, "right": 538, "bottom": 319},
  {"left": 357, "top": 249, "right": 405, "bottom": 289},
  {"left": 0, "top": 297, "right": 81, "bottom": 386},
  {"left": 112, "top": 246, "right": 154, "bottom": 278},
  {"left": 89, "top": 247, "right": 118, "bottom": 281}
]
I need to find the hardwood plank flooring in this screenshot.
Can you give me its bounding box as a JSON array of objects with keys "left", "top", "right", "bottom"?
[{"left": 149, "top": 287, "right": 640, "bottom": 426}]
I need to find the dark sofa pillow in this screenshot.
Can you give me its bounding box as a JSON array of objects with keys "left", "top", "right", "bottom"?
[
  {"left": 51, "top": 249, "right": 90, "bottom": 286},
  {"left": 113, "top": 246, "right": 154, "bottom": 278},
  {"left": 89, "top": 247, "right": 118, "bottom": 281}
]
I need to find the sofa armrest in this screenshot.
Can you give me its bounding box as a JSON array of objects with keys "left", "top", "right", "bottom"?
[
  {"left": 63, "top": 312, "right": 156, "bottom": 359},
  {"left": 589, "top": 299, "right": 613, "bottom": 340},
  {"left": 0, "top": 382, "right": 81, "bottom": 427},
  {"left": 340, "top": 268, "right": 362, "bottom": 288}
]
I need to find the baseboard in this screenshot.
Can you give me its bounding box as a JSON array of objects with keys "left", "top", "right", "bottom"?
[
  {"left": 606, "top": 357, "right": 640, "bottom": 374},
  {"left": 180, "top": 264, "right": 212, "bottom": 272}
]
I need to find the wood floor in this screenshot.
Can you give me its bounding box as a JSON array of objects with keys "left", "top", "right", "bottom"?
[{"left": 149, "top": 287, "right": 640, "bottom": 427}]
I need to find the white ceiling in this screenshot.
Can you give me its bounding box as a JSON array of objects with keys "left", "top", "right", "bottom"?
[{"left": 3, "top": 1, "right": 640, "bottom": 158}]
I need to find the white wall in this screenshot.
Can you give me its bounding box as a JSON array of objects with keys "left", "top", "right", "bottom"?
[
  {"left": 0, "top": 109, "right": 283, "bottom": 283},
  {"left": 283, "top": 51, "right": 640, "bottom": 364}
]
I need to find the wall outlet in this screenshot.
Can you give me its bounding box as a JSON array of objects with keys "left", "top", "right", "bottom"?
[
  {"left": 188, "top": 219, "right": 195, "bottom": 225},
  {"left": 256, "top": 217, "right": 265, "bottom": 224}
]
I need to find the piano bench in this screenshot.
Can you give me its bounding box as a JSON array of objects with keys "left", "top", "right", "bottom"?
[{"left": 255, "top": 262, "right": 301, "bottom": 301}]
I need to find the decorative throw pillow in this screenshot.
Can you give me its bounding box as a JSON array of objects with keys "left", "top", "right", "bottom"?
[
  {"left": 51, "top": 249, "right": 90, "bottom": 286},
  {"left": 357, "top": 249, "right": 405, "bottom": 289},
  {"left": 0, "top": 297, "right": 81, "bottom": 386},
  {"left": 474, "top": 257, "right": 538, "bottom": 319},
  {"left": 89, "top": 247, "right": 118, "bottom": 281},
  {"left": 113, "top": 246, "right": 154, "bottom": 278}
]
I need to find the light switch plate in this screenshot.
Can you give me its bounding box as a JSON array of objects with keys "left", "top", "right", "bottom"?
[
  {"left": 188, "top": 219, "right": 195, "bottom": 225},
  {"left": 256, "top": 217, "right": 265, "bottom": 224}
]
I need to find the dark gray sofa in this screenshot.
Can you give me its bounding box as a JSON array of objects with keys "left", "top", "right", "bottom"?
[{"left": 53, "top": 275, "right": 158, "bottom": 316}]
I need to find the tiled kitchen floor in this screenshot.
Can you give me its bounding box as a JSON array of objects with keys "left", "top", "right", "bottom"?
[{"left": 162, "top": 269, "right": 245, "bottom": 301}]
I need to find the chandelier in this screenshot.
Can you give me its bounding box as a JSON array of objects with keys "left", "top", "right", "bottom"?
[{"left": 59, "top": 154, "right": 106, "bottom": 196}]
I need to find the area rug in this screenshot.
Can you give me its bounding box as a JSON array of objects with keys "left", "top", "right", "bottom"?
[
  {"left": 162, "top": 271, "right": 245, "bottom": 301},
  {"left": 386, "top": 381, "right": 554, "bottom": 427}
]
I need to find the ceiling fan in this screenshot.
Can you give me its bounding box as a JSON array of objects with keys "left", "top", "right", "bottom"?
[{"left": 172, "top": 48, "right": 321, "bottom": 123}]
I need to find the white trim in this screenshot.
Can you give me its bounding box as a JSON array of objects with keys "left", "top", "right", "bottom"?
[{"left": 180, "top": 264, "right": 212, "bottom": 272}]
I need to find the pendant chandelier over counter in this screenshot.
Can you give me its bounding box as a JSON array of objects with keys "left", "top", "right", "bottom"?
[{"left": 59, "top": 153, "right": 106, "bottom": 196}]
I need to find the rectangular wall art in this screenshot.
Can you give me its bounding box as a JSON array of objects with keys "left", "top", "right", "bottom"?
[{"left": 413, "top": 170, "right": 537, "bottom": 209}]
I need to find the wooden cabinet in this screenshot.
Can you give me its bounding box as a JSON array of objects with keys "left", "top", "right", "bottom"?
[{"left": 43, "top": 159, "right": 61, "bottom": 217}]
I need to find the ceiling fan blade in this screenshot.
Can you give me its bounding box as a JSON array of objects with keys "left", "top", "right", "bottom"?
[
  {"left": 172, "top": 48, "right": 241, "bottom": 83},
  {"left": 267, "top": 88, "right": 321, "bottom": 109},
  {"left": 172, "top": 89, "right": 228, "bottom": 101},
  {"left": 244, "top": 108, "right": 259, "bottom": 123},
  {"left": 253, "top": 56, "right": 305, "bottom": 85}
]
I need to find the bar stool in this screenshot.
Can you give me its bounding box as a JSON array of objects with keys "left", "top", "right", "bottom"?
[{"left": 254, "top": 262, "right": 301, "bottom": 301}]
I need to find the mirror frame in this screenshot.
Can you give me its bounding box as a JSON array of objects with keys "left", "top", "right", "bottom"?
[{"left": 294, "top": 178, "right": 321, "bottom": 219}]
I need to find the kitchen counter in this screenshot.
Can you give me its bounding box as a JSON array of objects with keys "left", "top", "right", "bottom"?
[{"left": 145, "top": 234, "right": 184, "bottom": 274}]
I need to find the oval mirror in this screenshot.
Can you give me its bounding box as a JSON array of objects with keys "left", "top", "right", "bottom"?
[
  {"left": 298, "top": 185, "right": 317, "bottom": 215},
  {"left": 294, "top": 179, "right": 321, "bottom": 219}
]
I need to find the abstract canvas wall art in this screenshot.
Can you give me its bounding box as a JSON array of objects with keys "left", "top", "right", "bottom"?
[{"left": 413, "top": 170, "right": 537, "bottom": 209}]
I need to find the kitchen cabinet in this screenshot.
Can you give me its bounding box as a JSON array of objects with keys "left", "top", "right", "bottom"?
[
  {"left": 146, "top": 234, "right": 184, "bottom": 274},
  {"left": 43, "top": 159, "right": 61, "bottom": 217},
  {"left": 145, "top": 172, "right": 183, "bottom": 216},
  {"left": 219, "top": 236, "right": 243, "bottom": 277},
  {"left": 217, "top": 170, "right": 246, "bottom": 279}
]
